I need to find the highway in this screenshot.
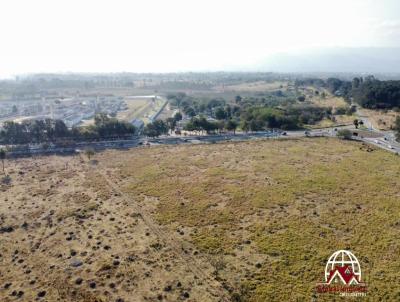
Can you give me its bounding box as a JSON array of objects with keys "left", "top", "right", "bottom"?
[
  {"left": 5, "top": 125, "right": 400, "bottom": 157},
  {"left": 285, "top": 126, "right": 400, "bottom": 154}
]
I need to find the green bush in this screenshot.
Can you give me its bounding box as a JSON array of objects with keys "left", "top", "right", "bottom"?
[{"left": 337, "top": 129, "right": 352, "bottom": 140}]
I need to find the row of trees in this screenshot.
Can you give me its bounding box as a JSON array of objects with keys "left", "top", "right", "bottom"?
[
  {"left": 143, "top": 120, "right": 168, "bottom": 137},
  {"left": 238, "top": 104, "right": 341, "bottom": 131},
  {"left": 0, "top": 113, "right": 135, "bottom": 144},
  {"left": 183, "top": 117, "right": 238, "bottom": 134},
  {"left": 143, "top": 112, "right": 183, "bottom": 137},
  {"left": 167, "top": 92, "right": 241, "bottom": 119}
]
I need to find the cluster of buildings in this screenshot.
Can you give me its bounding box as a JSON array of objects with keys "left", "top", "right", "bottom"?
[{"left": 0, "top": 96, "right": 125, "bottom": 128}]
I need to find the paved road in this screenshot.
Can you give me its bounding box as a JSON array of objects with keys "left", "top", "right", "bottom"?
[
  {"left": 282, "top": 123, "right": 399, "bottom": 154},
  {"left": 352, "top": 105, "right": 400, "bottom": 153},
  {"left": 5, "top": 125, "right": 400, "bottom": 157}
]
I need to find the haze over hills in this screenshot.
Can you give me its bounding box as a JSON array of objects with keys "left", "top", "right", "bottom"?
[
  {"left": 3, "top": 48, "right": 400, "bottom": 79},
  {"left": 252, "top": 47, "right": 400, "bottom": 74}
]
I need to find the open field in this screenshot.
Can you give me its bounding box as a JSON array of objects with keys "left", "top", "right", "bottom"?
[
  {"left": 1, "top": 138, "right": 399, "bottom": 301},
  {"left": 116, "top": 98, "right": 150, "bottom": 121},
  {"left": 216, "top": 81, "right": 289, "bottom": 92},
  {"left": 0, "top": 155, "right": 223, "bottom": 302},
  {"left": 117, "top": 97, "right": 166, "bottom": 124},
  {"left": 309, "top": 94, "right": 348, "bottom": 109},
  {"left": 306, "top": 115, "right": 355, "bottom": 129},
  {"left": 305, "top": 92, "right": 355, "bottom": 128}
]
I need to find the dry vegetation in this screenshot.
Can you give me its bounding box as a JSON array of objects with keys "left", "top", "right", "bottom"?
[
  {"left": 358, "top": 108, "right": 400, "bottom": 130},
  {"left": 1, "top": 138, "right": 400, "bottom": 301},
  {"left": 217, "top": 81, "right": 288, "bottom": 92},
  {"left": 116, "top": 98, "right": 152, "bottom": 122},
  {"left": 156, "top": 104, "right": 176, "bottom": 121},
  {"left": 309, "top": 94, "right": 348, "bottom": 110},
  {"left": 0, "top": 155, "right": 222, "bottom": 302},
  {"left": 305, "top": 90, "right": 355, "bottom": 128},
  {"left": 307, "top": 114, "right": 355, "bottom": 129}
]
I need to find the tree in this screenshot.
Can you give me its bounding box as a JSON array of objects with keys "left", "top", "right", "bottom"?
[
  {"left": 171, "top": 92, "right": 186, "bottom": 110},
  {"left": 225, "top": 119, "right": 238, "bottom": 134},
  {"left": 0, "top": 148, "right": 6, "bottom": 174},
  {"left": 216, "top": 120, "right": 225, "bottom": 134},
  {"left": 183, "top": 117, "right": 218, "bottom": 134},
  {"left": 94, "top": 113, "right": 110, "bottom": 126},
  {"left": 352, "top": 77, "right": 361, "bottom": 89},
  {"left": 225, "top": 105, "right": 232, "bottom": 119},
  {"left": 394, "top": 116, "right": 400, "bottom": 142},
  {"left": 345, "top": 106, "right": 356, "bottom": 115},
  {"left": 352, "top": 79, "right": 400, "bottom": 109},
  {"left": 215, "top": 107, "right": 227, "bottom": 120},
  {"left": 84, "top": 148, "right": 95, "bottom": 160},
  {"left": 240, "top": 120, "right": 250, "bottom": 133},
  {"left": 93, "top": 113, "right": 135, "bottom": 138},
  {"left": 249, "top": 119, "right": 264, "bottom": 131},
  {"left": 353, "top": 119, "right": 359, "bottom": 129},
  {"left": 144, "top": 120, "right": 168, "bottom": 137},
  {"left": 298, "top": 95, "right": 306, "bottom": 102},
  {"left": 337, "top": 129, "right": 352, "bottom": 140},
  {"left": 166, "top": 117, "right": 177, "bottom": 132},
  {"left": 174, "top": 112, "right": 182, "bottom": 121},
  {"left": 183, "top": 106, "right": 196, "bottom": 117}
]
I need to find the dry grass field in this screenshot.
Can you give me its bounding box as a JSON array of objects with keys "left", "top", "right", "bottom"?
[
  {"left": 218, "top": 81, "right": 288, "bottom": 92},
  {"left": 116, "top": 98, "right": 152, "bottom": 122},
  {"left": 305, "top": 92, "right": 355, "bottom": 128},
  {"left": 307, "top": 115, "right": 355, "bottom": 129},
  {"left": 1, "top": 138, "right": 399, "bottom": 301},
  {"left": 115, "top": 97, "right": 167, "bottom": 124},
  {"left": 358, "top": 108, "right": 400, "bottom": 130},
  {"left": 310, "top": 95, "right": 348, "bottom": 110}
]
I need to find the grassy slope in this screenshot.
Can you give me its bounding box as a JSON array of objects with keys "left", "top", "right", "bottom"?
[{"left": 100, "top": 138, "right": 400, "bottom": 301}]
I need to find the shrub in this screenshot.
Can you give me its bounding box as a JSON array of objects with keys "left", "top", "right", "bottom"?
[{"left": 337, "top": 129, "right": 352, "bottom": 140}]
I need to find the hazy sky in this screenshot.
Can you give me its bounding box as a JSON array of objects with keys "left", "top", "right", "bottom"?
[{"left": 0, "top": 0, "right": 399, "bottom": 77}]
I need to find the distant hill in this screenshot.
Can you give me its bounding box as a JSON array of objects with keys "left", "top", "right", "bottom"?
[{"left": 254, "top": 48, "right": 400, "bottom": 74}]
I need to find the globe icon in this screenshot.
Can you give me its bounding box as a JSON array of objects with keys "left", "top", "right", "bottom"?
[{"left": 325, "top": 250, "right": 361, "bottom": 282}]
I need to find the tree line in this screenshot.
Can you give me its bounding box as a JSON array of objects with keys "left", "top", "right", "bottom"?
[
  {"left": 0, "top": 113, "right": 135, "bottom": 145},
  {"left": 296, "top": 76, "right": 400, "bottom": 109},
  {"left": 352, "top": 78, "right": 400, "bottom": 109},
  {"left": 395, "top": 117, "right": 400, "bottom": 142}
]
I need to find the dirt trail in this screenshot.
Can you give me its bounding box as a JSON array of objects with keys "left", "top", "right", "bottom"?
[
  {"left": 93, "top": 163, "right": 231, "bottom": 301},
  {"left": 0, "top": 155, "right": 230, "bottom": 302}
]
